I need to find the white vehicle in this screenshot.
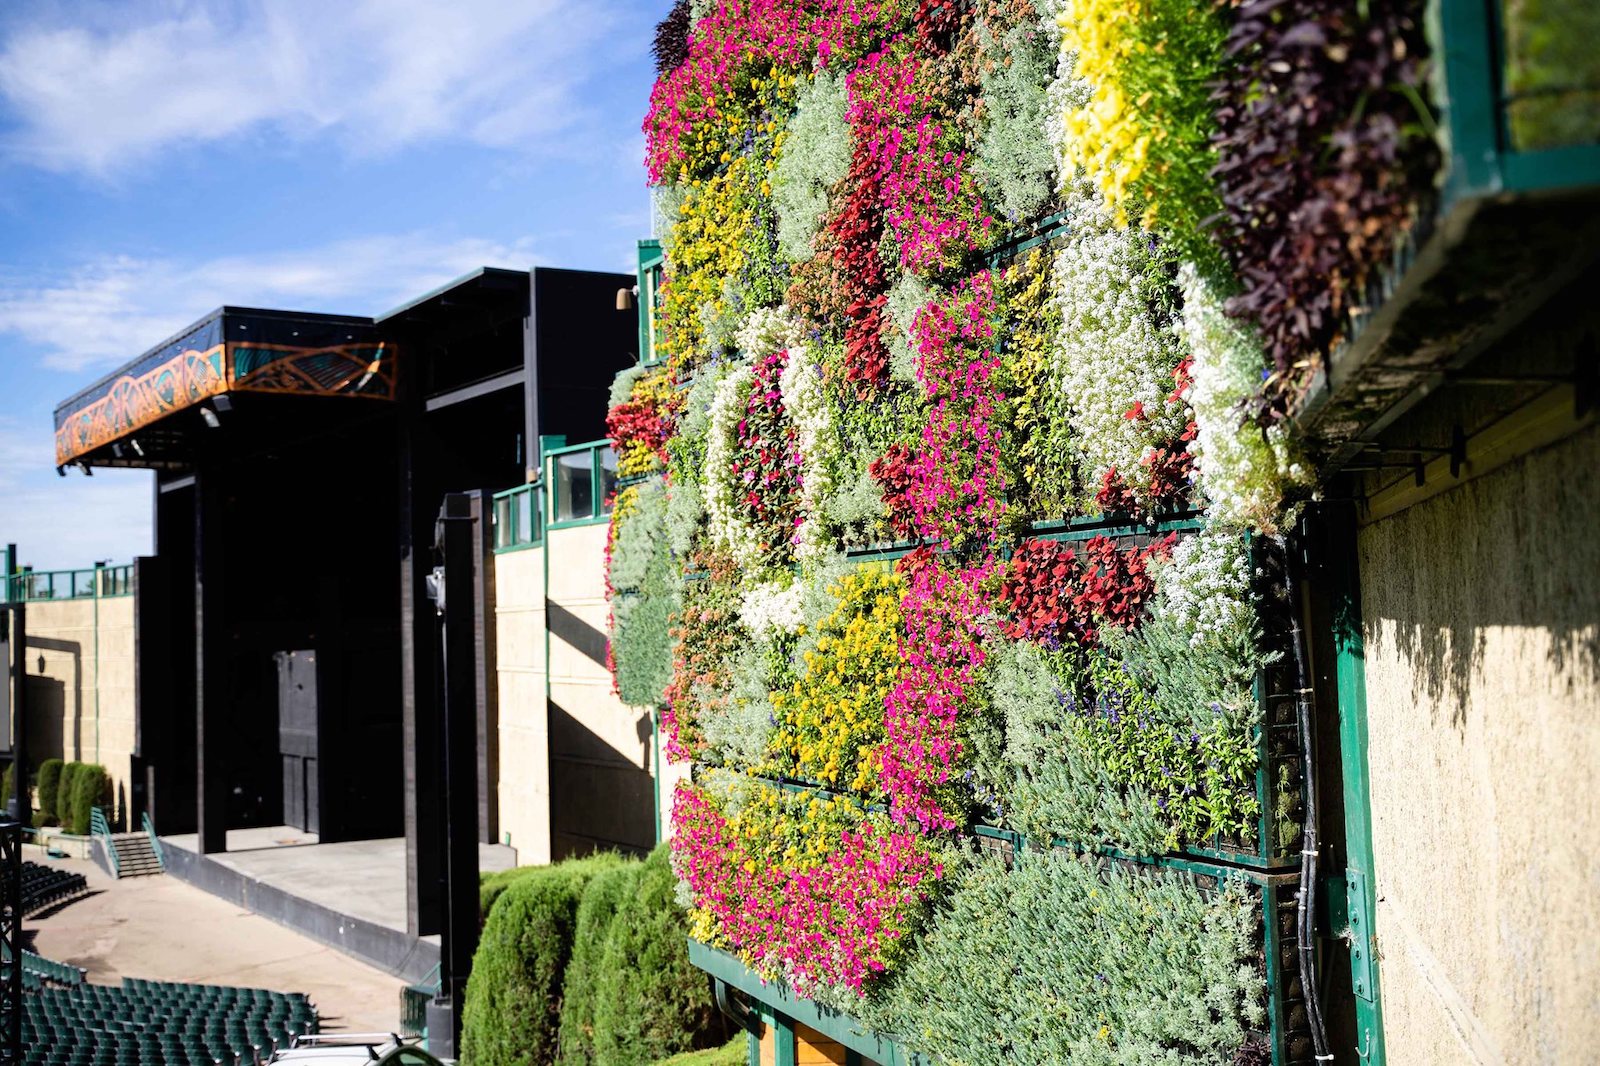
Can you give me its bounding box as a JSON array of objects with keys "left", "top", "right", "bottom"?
[{"left": 267, "top": 1033, "right": 451, "bottom": 1066}]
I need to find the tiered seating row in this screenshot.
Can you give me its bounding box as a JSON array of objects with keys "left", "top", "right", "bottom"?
[
  {"left": 22, "top": 976, "right": 318, "bottom": 1066},
  {"left": 21, "top": 860, "right": 88, "bottom": 916}
]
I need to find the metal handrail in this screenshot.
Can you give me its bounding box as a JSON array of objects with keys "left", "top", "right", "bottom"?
[
  {"left": 89, "top": 806, "right": 119, "bottom": 877},
  {"left": 5, "top": 563, "right": 134, "bottom": 603},
  {"left": 141, "top": 811, "right": 165, "bottom": 871}
]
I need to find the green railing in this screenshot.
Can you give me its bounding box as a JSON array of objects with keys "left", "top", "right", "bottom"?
[
  {"left": 90, "top": 806, "right": 119, "bottom": 877},
  {"left": 637, "top": 239, "right": 666, "bottom": 368},
  {"left": 544, "top": 438, "right": 618, "bottom": 530},
  {"left": 492, "top": 482, "right": 544, "bottom": 553},
  {"left": 4, "top": 563, "right": 132, "bottom": 603},
  {"left": 141, "top": 810, "right": 166, "bottom": 872},
  {"left": 401, "top": 963, "right": 439, "bottom": 1039}
]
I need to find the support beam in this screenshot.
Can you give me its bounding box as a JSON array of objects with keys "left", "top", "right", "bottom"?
[
  {"left": 423, "top": 368, "right": 526, "bottom": 413},
  {"left": 399, "top": 422, "right": 442, "bottom": 937},
  {"left": 195, "top": 468, "right": 228, "bottom": 855}
]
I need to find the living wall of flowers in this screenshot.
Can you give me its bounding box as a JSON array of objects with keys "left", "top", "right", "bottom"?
[{"left": 609, "top": 0, "right": 1442, "bottom": 1060}]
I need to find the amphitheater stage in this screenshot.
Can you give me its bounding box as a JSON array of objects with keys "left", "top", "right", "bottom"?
[{"left": 161, "top": 828, "right": 516, "bottom": 984}]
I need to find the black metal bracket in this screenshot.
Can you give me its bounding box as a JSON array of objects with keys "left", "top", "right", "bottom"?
[{"left": 711, "top": 976, "right": 763, "bottom": 1034}]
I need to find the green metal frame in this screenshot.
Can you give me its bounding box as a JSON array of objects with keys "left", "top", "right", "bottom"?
[
  {"left": 4, "top": 564, "right": 132, "bottom": 603},
  {"left": 1436, "top": 0, "right": 1600, "bottom": 211},
  {"left": 491, "top": 482, "right": 544, "bottom": 554},
  {"left": 1330, "top": 515, "right": 1387, "bottom": 1066},
  {"left": 637, "top": 239, "right": 666, "bottom": 369},
  {"left": 543, "top": 438, "right": 618, "bottom": 530}
]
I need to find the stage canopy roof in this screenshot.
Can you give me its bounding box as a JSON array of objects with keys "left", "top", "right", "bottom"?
[{"left": 52, "top": 307, "right": 392, "bottom": 468}]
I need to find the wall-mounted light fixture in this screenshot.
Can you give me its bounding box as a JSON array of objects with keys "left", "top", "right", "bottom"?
[{"left": 616, "top": 286, "right": 637, "bottom": 312}]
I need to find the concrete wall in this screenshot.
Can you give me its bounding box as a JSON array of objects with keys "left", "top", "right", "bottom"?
[
  {"left": 17, "top": 590, "right": 138, "bottom": 824},
  {"left": 1358, "top": 420, "right": 1600, "bottom": 1064},
  {"left": 544, "top": 522, "right": 655, "bottom": 858},
  {"left": 494, "top": 545, "right": 550, "bottom": 863}
]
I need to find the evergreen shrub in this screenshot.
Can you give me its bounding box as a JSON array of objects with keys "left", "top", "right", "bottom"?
[
  {"left": 554, "top": 861, "right": 645, "bottom": 1066},
  {"left": 0, "top": 761, "right": 13, "bottom": 812},
  {"left": 37, "top": 758, "right": 63, "bottom": 819},
  {"left": 651, "top": 1035, "right": 748, "bottom": 1066},
  {"left": 461, "top": 852, "right": 624, "bottom": 1066},
  {"left": 56, "top": 763, "right": 80, "bottom": 833},
  {"left": 589, "top": 843, "right": 726, "bottom": 1064},
  {"left": 66, "top": 764, "right": 110, "bottom": 835}
]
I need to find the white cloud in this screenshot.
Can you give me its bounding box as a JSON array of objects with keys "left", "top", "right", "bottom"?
[
  {"left": 0, "top": 231, "right": 545, "bottom": 372},
  {"left": 0, "top": 0, "right": 625, "bottom": 174},
  {"left": 0, "top": 415, "right": 152, "bottom": 571}
]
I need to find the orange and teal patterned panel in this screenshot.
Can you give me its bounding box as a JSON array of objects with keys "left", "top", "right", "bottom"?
[
  {"left": 229, "top": 341, "right": 395, "bottom": 399},
  {"left": 54, "top": 312, "right": 399, "bottom": 465},
  {"left": 54, "top": 317, "right": 229, "bottom": 466}
]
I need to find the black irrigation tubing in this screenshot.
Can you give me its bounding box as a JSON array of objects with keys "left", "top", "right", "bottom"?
[{"left": 1284, "top": 535, "right": 1333, "bottom": 1062}]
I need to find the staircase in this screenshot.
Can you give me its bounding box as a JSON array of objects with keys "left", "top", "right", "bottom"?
[{"left": 109, "top": 832, "right": 164, "bottom": 877}]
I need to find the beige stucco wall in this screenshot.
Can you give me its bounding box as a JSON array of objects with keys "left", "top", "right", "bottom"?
[
  {"left": 19, "top": 591, "right": 137, "bottom": 823},
  {"left": 494, "top": 545, "right": 550, "bottom": 864},
  {"left": 544, "top": 522, "right": 655, "bottom": 857},
  {"left": 1358, "top": 420, "right": 1600, "bottom": 1064}
]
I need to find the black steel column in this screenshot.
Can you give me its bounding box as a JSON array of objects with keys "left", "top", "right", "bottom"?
[
  {"left": 195, "top": 469, "right": 228, "bottom": 854},
  {"left": 470, "top": 490, "right": 498, "bottom": 845},
  {"left": 0, "top": 819, "right": 20, "bottom": 1062},
  {"left": 5, "top": 544, "right": 27, "bottom": 829},
  {"left": 427, "top": 492, "right": 482, "bottom": 1059},
  {"left": 399, "top": 421, "right": 442, "bottom": 937}
]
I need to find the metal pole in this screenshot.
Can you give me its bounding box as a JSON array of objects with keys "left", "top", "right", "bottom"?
[
  {"left": 0, "top": 819, "right": 21, "bottom": 1062},
  {"left": 426, "top": 493, "right": 482, "bottom": 1058},
  {"left": 5, "top": 545, "right": 28, "bottom": 828}
]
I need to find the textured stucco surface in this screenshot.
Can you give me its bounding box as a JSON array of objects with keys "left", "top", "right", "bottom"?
[
  {"left": 1359, "top": 421, "right": 1600, "bottom": 1064},
  {"left": 23, "top": 594, "right": 137, "bottom": 820},
  {"left": 494, "top": 546, "right": 549, "bottom": 862}
]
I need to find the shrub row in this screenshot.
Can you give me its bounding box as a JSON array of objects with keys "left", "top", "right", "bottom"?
[
  {"left": 1, "top": 757, "right": 109, "bottom": 834},
  {"left": 462, "top": 844, "right": 730, "bottom": 1066}
]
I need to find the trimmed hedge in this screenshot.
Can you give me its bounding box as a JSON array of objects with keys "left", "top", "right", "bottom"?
[
  {"left": 590, "top": 843, "right": 726, "bottom": 1064},
  {"left": 461, "top": 852, "right": 624, "bottom": 1066},
  {"left": 652, "top": 1035, "right": 749, "bottom": 1066},
  {"left": 37, "top": 759, "right": 63, "bottom": 820},
  {"left": 56, "top": 763, "right": 78, "bottom": 828},
  {"left": 0, "top": 761, "right": 13, "bottom": 812},
  {"left": 69, "top": 764, "right": 110, "bottom": 835},
  {"left": 479, "top": 865, "right": 535, "bottom": 922},
  {"left": 555, "top": 861, "right": 646, "bottom": 1066}
]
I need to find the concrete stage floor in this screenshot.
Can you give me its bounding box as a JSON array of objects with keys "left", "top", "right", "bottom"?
[{"left": 160, "top": 827, "right": 518, "bottom": 980}]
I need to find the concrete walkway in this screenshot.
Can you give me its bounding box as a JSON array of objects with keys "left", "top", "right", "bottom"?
[{"left": 24, "top": 847, "right": 408, "bottom": 1034}]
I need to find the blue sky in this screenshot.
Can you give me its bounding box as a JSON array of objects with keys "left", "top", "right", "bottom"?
[{"left": 0, "top": 0, "right": 661, "bottom": 570}]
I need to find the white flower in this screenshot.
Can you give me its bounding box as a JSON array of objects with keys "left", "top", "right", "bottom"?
[
  {"left": 1178, "top": 263, "right": 1313, "bottom": 534},
  {"left": 778, "top": 342, "right": 836, "bottom": 560},
  {"left": 735, "top": 306, "right": 805, "bottom": 361},
  {"left": 703, "top": 363, "right": 764, "bottom": 565},
  {"left": 739, "top": 577, "right": 805, "bottom": 635},
  {"left": 1152, "top": 528, "right": 1253, "bottom": 649},
  {"left": 1052, "top": 190, "right": 1190, "bottom": 499}
]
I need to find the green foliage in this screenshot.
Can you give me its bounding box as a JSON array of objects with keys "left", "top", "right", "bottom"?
[
  {"left": 1500, "top": 0, "right": 1600, "bottom": 150},
  {"left": 70, "top": 764, "right": 110, "bottom": 835},
  {"left": 651, "top": 1034, "right": 749, "bottom": 1066},
  {"left": 774, "top": 69, "right": 852, "bottom": 263},
  {"left": 665, "top": 365, "right": 726, "bottom": 558},
  {"left": 609, "top": 364, "right": 648, "bottom": 412},
  {"left": 861, "top": 848, "right": 1265, "bottom": 1065},
  {"left": 590, "top": 844, "right": 727, "bottom": 1064},
  {"left": 480, "top": 866, "right": 535, "bottom": 921},
  {"left": 37, "top": 758, "right": 63, "bottom": 819},
  {"left": 55, "top": 763, "right": 77, "bottom": 827},
  {"left": 974, "top": 17, "right": 1059, "bottom": 227},
  {"left": 613, "top": 478, "right": 682, "bottom": 707},
  {"left": 556, "top": 861, "right": 646, "bottom": 1066},
  {"left": 32, "top": 810, "right": 57, "bottom": 830},
  {"left": 0, "top": 761, "right": 13, "bottom": 812},
  {"left": 52, "top": 762, "right": 109, "bottom": 836},
  {"left": 462, "top": 852, "right": 625, "bottom": 1066}
]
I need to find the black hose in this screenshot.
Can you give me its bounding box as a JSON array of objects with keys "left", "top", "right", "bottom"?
[{"left": 1283, "top": 535, "right": 1332, "bottom": 1061}]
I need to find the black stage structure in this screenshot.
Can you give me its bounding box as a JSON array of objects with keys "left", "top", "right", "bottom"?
[{"left": 53, "top": 266, "right": 634, "bottom": 943}]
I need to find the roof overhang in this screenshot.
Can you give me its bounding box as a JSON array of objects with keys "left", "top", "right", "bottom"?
[{"left": 53, "top": 307, "right": 392, "bottom": 468}]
